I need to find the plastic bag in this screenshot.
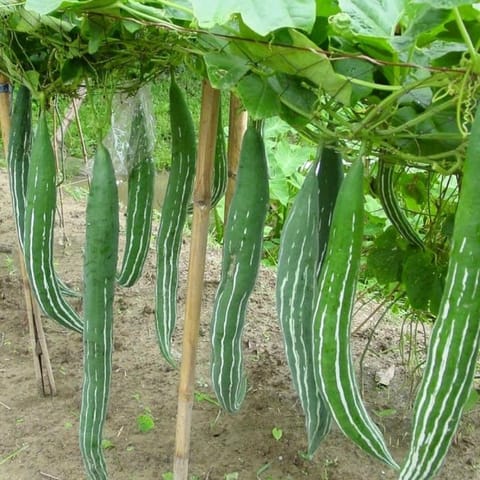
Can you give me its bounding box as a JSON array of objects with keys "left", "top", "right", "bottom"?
[{"left": 102, "top": 84, "right": 156, "bottom": 178}]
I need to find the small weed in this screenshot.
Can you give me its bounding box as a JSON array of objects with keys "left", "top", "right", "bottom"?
[
  {"left": 256, "top": 462, "right": 271, "bottom": 479},
  {"left": 63, "top": 184, "right": 89, "bottom": 201},
  {"left": 271, "top": 427, "right": 283, "bottom": 441},
  {"left": 101, "top": 439, "right": 115, "bottom": 450},
  {"left": 224, "top": 473, "right": 239, "bottom": 480},
  {"left": 3, "top": 256, "right": 17, "bottom": 276},
  {"left": 194, "top": 390, "right": 220, "bottom": 407},
  {"left": 136, "top": 408, "right": 155, "bottom": 433}
]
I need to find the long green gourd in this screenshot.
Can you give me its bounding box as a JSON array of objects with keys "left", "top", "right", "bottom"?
[
  {"left": 210, "top": 123, "right": 269, "bottom": 413},
  {"left": 8, "top": 88, "right": 80, "bottom": 299},
  {"left": 399, "top": 108, "right": 480, "bottom": 480},
  {"left": 117, "top": 103, "right": 155, "bottom": 287},
  {"left": 155, "top": 74, "right": 196, "bottom": 366},
  {"left": 7, "top": 85, "right": 31, "bottom": 252},
  {"left": 276, "top": 146, "right": 343, "bottom": 455},
  {"left": 313, "top": 158, "right": 399, "bottom": 469},
  {"left": 24, "top": 109, "right": 83, "bottom": 333},
  {"left": 377, "top": 159, "right": 424, "bottom": 249},
  {"left": 210, "top": 106, "right": 228, "bottom": 209},
  {"left": 187, "top": 102, "right": 227, "bottom": 214},
  {"left": 79, "top": 143, "right": 119, "bottom": 480}
]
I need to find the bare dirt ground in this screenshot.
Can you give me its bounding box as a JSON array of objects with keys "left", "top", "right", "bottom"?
[{"left": 1, "top": 168, "right": 480, "bottom": 480}]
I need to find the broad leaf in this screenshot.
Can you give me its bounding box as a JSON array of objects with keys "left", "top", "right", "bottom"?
[
  {"left": 338, "top": 0, "right": 406, "bottom": 37},
  {"left": 191, "top": 0, "right": 316, "bottom": 35},
  {"left": 411, "top": 0, "right": 477, "bottom": 7},
  {"left": 25, "top": 0, "right": 119, "bottom": 15},
  {"left": 402, "top": 251, "right": 440, "bottom": 312},
  {"left": 236, "top": 74, "right": 281, "bottom": 119}
]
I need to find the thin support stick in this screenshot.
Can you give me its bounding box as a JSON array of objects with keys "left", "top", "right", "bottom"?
[
  {"left": 0, "top": 76, "right": 56, "bottom": 396},
  {"left": 173, "top": 81, "right": 220, "bottom": 480},
  {"left": 224, "top": 94, "right": 247, "bottom": 223}
]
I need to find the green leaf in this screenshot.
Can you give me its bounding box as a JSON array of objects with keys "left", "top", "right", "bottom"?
[
  {"left": 402, "top": 250, "right": 440, "bottom": 311},
  {"left": 411, "top": 0, "right": 477, "bottom": 7},
  {"left": 338, "top": 0, "right": 405, "bottom": 37},
  {"left": 239, "top": 29, "right": 348, "bottom": 103},
  {"left": 136, "top": 411, "right": 155, "bottom": 433},
  {"left": 204, "top": 52, "right": 250, "bottom": 90},
  {"left": 25, "top": 0, "right": 120, "bottom": 15},
  {"left": 366, "top": 227, "right": 405, "bottom": 285},
  {"left": 25, "top": 0, "right": 63, "bottom": 13},
  {"left": 272, "top": 427, "right": 283, "bottom": 441},
  {"left": 333, "top": 58, "right": 375, "bottom": 104},
  {"left": 236, "top": 75, "right": 281, "bottom": 119},
  {"left": 101, "top": 439, "right": 115, "bottom": 450},
  {"left": 191, "top": 0, "right": 316, "bottom": 35}
]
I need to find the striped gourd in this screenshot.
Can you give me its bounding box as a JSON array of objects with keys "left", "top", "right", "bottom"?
[
  {"left": 7, "top": 85, "right": 31, "bottom": 252},
  {"left": 155, "top": 75, "right": 196, "bottom": 366},
  {"left": 79, "top": 143, "right": 119, "bottom": 480},
  {"left": 377, "top": 159, "right": 424, "bottom": 249},
  {"left": 399, "top": 108, "right": 480, "bottom": 480},
  {"left": 187, "top": 103, "right": 227, "bottom": 213},
  {"left": 24, "top": 109, "right": 83, "bottom": 334},
  {"left": 276, "top": 146, "right": 343, "bottom": 455},
  {"left": 313, "top": 159, "right": 399, "bottom": 469},
  {"left": 117, "top": 103, "right": 155, "bottom": 287},
  {"left": 211, "top": 106, "right": 227, "bottom": 209},
  {"left": 8, "top": 89, "right": 80, "bottom": 299},
  {"left": 210, "top": 123, "right": 269, "bottom": 413}
]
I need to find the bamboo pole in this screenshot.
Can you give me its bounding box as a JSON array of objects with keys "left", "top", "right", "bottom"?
[
  {"left": 173, "top": 81, "right": 220, "bottom": 480},
  {"left": 224, "top": 94, "right": 248, "bottom": 223},
  {"left": 0, "top": 76, "right": 56, "bottom": 396}
]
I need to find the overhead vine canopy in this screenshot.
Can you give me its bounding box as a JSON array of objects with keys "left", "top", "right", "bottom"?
[{"left": 0, "top": 0, "right": 479, "bottom": 169}]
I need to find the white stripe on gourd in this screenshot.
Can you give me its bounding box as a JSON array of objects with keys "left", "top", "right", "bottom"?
[
  {"left": 154, "top": 74, "right": 196, "bottom": 366},
  {"left": 210, "top": 124, "right": 269, "bottom": 413},
  {"left": 276, "top": 146, "right": 343, "bottom": 455},
  {"left": 377, "top": 159, "right": 424, "bottom": 249},
  {"left": 117, "top": 102, "right": 155, "bottom": 287},
  {"left": 313, "top": 159, "right": 399, "bottom": 469},
  {"left": 24, "top": 109, "right": 83, "bottom": 333},
  {"left": 399, "top": 107, "right": 480, "bottom": 480},
  {"left": 79, "top": 143, "right": 119, "bottom": 480}
]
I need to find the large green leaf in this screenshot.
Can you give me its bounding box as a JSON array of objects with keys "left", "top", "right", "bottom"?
[
  {"left": 338, "top": 0, "right": 406, "bottom": 37},
  {"left": 411, "top": 0, "right": 477, "bottom": 7},
  {"left": 191, "top": 0, "right": 316, "bottom": 35},
  {"left": 236, "top": 74, "right": 281, "bottom": 119},
  {"left": 25, "top": 0, "right": 119, "bottom": 15}
]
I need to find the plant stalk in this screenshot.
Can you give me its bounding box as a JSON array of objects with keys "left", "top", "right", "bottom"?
[{"left": 173, "top": 81, "right": 220, "bottom": 480}]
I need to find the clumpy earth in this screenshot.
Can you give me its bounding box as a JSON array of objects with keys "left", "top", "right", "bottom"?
[{"left": 1, "top": 168, "right": 479, "bottom": 480}]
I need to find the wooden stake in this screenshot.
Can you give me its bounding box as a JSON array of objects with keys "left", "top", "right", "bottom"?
[
  {"left": 224, "top": 94, "right": 248, "bottom": 223},
  {"left": 0, "top": 76, "right": 56, "bottom": 396},
  {"left": 173, "top": 81, "right": 220, "bottom": 480}
]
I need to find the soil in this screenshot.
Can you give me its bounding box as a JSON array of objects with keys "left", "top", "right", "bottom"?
[{"left": 1, "top": 168, "right": 479, "bottom": 480}]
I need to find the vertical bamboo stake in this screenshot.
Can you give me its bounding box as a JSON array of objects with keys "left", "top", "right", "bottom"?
[
  {"left": 173, "top": 81, "right": 220, "bottom": 480},
  {"left": 0, "top": 76, "right": 56, "bottom": 396},
  {"left": 224, "top": 94, "right": 248, "bottom": 223}
]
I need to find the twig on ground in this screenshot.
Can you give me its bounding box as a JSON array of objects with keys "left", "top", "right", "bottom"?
[
  {"left": 39, "top": 472, "right": 62, "bottom": 480},
  {"left": 0, "top": 444, "right": 29, "bottom": 465},
  {"left": 0, "top": 400, "right": 11, "bottom": 409}
]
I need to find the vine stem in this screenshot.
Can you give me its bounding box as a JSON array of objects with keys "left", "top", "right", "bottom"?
[{"left": 453, "top": 7, "right": 479, "bottom": 72}]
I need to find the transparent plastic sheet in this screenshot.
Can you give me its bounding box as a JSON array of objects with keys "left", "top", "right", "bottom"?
[{"left": 102, "top": 84, "right": 156, "bottom": 179}]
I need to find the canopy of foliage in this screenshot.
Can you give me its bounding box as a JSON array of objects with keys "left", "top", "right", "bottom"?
[{"left": 0, "top": 0, "right": 479, "bottom": 169}]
